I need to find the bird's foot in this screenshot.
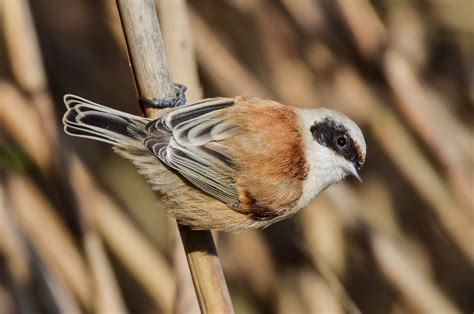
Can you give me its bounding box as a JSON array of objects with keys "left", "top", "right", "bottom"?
[{"left": 139, "top": 83, "right": 187, "bottom": 109}]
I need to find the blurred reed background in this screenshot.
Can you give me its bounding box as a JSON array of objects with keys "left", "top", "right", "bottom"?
[{"left": 0, "top": 0, "right": 473, "bottom": 313}]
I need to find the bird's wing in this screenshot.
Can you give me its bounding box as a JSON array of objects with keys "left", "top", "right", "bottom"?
[{"left": 144, "top": 98, "right": 241, "bottom": 205}]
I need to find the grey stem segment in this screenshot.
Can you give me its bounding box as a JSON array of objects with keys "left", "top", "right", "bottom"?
[{"left": 115, "top": 1, "right": 234, "bottom": 313}]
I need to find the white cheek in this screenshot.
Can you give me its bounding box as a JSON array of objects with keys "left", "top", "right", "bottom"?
[{"left": 295, "top": 142, "right": 347, "bottom": 209}]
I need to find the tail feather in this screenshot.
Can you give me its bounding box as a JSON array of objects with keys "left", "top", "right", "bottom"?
[{"left": 63, "top": 94, "right": 149, "bottom": 146}]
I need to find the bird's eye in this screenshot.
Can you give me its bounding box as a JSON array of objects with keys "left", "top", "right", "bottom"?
[{"left": 336, "top": 135, "right": 347, "bottom": 147}]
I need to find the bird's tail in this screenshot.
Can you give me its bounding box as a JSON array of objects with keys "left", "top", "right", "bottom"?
[{"left": 62, "top": 94, "right": 150, "bottom": 146}]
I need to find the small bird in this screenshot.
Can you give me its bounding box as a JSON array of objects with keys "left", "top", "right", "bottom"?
[{"left": 63, "top": 93, "right": 366, "bottom": 232}]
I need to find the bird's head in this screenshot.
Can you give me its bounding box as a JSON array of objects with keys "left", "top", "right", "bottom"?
[{"left": 298, "top": 108, "right": 366, "bottom": 197}]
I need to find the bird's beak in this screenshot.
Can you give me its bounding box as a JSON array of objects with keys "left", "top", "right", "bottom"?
[{"left": 345, "top": 162, "right": 363, "bottom": 183}]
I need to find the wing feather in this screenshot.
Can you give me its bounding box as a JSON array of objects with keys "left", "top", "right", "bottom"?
[{"left": 144, "top": 98, "right": 240, "bottom": 205}]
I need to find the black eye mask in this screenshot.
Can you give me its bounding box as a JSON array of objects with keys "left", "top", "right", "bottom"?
[{"left": 310, "top": 118, "right": 363, "bottom": 170}]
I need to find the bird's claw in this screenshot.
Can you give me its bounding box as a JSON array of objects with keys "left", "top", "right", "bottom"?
[{"left": 139, "top": 84, "right": 187, "bottom": 109}]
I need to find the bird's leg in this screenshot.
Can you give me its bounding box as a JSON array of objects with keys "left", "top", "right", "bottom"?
[{"left": 139, "top": 83, "right": 187, "bottom": 109}]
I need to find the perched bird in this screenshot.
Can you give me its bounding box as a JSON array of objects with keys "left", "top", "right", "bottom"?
[{"left": 63, "top": 93, "right": 366, "bottom": 232}]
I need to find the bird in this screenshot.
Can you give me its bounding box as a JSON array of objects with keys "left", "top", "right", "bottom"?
[{"left": 62, "top": 93, "right": 366, "bottom": 232}]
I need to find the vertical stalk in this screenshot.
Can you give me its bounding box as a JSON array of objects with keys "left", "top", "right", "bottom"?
[{"left": 116, "top": 1, "right": 234, "bottom": 312}]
